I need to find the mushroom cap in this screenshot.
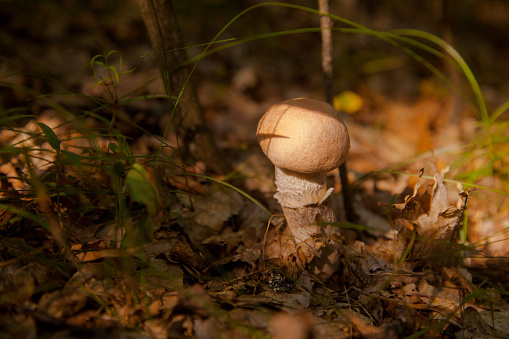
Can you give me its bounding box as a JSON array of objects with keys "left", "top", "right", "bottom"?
[{"left": 256, "top": 98, "right": 350, "bottom": 174}]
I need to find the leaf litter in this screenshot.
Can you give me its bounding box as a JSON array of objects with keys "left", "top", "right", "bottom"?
[
  {"left": 1, "top": 2, "right": 509, "bottom": 338},
  {"left": 3, "top": 144, "right": 501, "bottom": 337}
]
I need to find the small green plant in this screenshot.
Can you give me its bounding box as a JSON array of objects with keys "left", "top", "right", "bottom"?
[{"left": 89, "top": 48, "right": 135, "bottom": 102}]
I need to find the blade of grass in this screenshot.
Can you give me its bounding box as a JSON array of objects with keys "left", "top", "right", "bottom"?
[
  {"left": 390, "top": 29, "right": 489, "bottom": 126},
  {"left": 177, "top": 172, "right": 272, "bottom": 217},
  {"left": 0, "top": 203, "right": 50, "bottom": 231}
]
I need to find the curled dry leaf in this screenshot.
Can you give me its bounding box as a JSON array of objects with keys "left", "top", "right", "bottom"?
[
  {"left": 231, "top": 247, "right": 260, "bottom": 270},
  {"left": 389, "top": 163, "right": 470, "bottom": 263},
  {"left": 343, "top": 240, "right": 390, "bottom": 290}
]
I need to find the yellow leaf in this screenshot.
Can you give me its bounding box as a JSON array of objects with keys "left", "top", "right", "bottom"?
[
  {"left": 125, "top": 163, "right": 160, "bottom": 217},
  {"left": 333, "top": 90, "right": 363, "bottom": 114}
]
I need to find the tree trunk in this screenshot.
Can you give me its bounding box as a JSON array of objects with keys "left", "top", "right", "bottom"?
[{"left": 138, "top": 0, "right": 230, "bottom": 174}]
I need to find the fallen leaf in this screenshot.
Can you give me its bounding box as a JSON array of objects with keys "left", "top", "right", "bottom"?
[
  {"left": 456, "top": 307, "right": 509, "bottom": 339},
  {"left": 232, "top": 246, "right": 261, "bottom": 269},
  {"left": 391, "top": 161, "right": 470, "bottom": 263},
  {"left": 269, "top": 312, "right": 314, "bottom": 339},
  {"left": 179, "top": 185, "right": 244, "bottom": 243},
  {"left": 0, "top": 313, "right": 37, "bottom": 339}
]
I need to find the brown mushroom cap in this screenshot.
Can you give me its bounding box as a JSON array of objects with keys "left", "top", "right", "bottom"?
[{"left": 256, "top": 98, "right": 350, "bottom": 174}]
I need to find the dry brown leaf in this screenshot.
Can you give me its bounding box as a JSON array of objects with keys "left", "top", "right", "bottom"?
[
  {"left": 38, "top": 289, "right": 90, "bottom": 319},
  {"left": 477, "top": 310, "right": 509, "bottom": 335},
  {"left": 343, "top": 240, "right": 390, "bottom": 288},
  {"left": 178, "top": 184, "right": 244, "bottom": 243},
  {"left": 456, "top": 307, "right": 509, "bottom": 339},
  {"left": 418, "top": 279, "right": 463, "bottom": 313},
  {"left": 269, "top": 312, "right": 314, "bottom": 339},
  {"left": 143, "top": 318, "right": 171, "bottom": 339},
  {"left": 232, "top": 246, "right": 261, "bottom": 269},
  {"left": 237, "top": 289, "right": 312, "bottom": 311},
  {"left": 165, "top": 240, "right": 206, "bottom": 271},
  {"left": 345, "top": 308, "right": 398, "bottom": 339},
  {"left": 263, "top": 227, "right": 297, "bottom": 261},
  {"left": 391, "top": 162, "right": 470, "bottom": 263},
  {"left": 0, "top": 313, "right": 37, "bottom": 339}
]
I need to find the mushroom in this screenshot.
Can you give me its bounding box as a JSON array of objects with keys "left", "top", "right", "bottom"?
[{"left": 256, "top": 98, "right": 350, "bottom": 266}]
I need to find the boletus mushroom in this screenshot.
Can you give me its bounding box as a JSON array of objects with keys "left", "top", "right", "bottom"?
[{"left": 257, "top": 98, "right": 350, "bottom": 272}]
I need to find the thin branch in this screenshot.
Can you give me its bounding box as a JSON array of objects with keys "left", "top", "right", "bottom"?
[{"left": 318, "top": 0, "right": 357, "bottom": 222}]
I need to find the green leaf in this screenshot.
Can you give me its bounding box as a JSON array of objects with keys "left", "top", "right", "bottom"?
[
  {"left": 109, "top": 66, "right": 121, "bottom": 84},
  {"left": 36, "top": 122, "right": 60, "bottom": 152},
  {"left": 108, "top": 142, "right": 120, "bottom": 153},
  {"left": 125, "top": 163, "right": 160, "bottom": 217}
]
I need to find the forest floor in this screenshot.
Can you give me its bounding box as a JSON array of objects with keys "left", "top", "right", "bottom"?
[{"left": 1, "top": 1, "right": 509, "bottom": 338}]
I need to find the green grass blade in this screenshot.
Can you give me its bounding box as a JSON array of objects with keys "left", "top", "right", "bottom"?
[
  {"left": 491, "top": 98, "right": 509, "bottom": 123},
  {"left": 179, "top": 172, "right": 272, "bottom": 216},
  {"left": 390, "top": 29, "right": 489, "bottom": 126},
  {"left": 0, "top": 203, "right": 50, "bottom": 231}
]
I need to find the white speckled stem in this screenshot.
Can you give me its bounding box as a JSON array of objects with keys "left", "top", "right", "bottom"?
[
  {"left": 274, "top": 167, "right": 333, "bottom": 209},
  {"left": 274, "top": 167, "right": 339, "bottom": 244}
]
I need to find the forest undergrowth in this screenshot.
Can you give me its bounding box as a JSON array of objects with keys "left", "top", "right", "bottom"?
[{"left": 1, "top": 1, "right": 509, "bottom": 338}]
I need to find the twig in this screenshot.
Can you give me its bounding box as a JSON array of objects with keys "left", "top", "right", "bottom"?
[{"left": 318, "top": 0, "right": 358, "bottom": 222}]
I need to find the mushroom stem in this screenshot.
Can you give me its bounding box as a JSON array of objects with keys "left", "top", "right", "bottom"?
[
  {"left": 281, "top": 200, "right": 337, "bottom": 241},
  {"left": 274, "top": 167, "right": 332, "bottom": 209},
  {"left": 281, "top": 193, "right": 342, "bottom": 278},
  {"left": 273, "top": 167, "right": 339, "bottom": 243}
]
